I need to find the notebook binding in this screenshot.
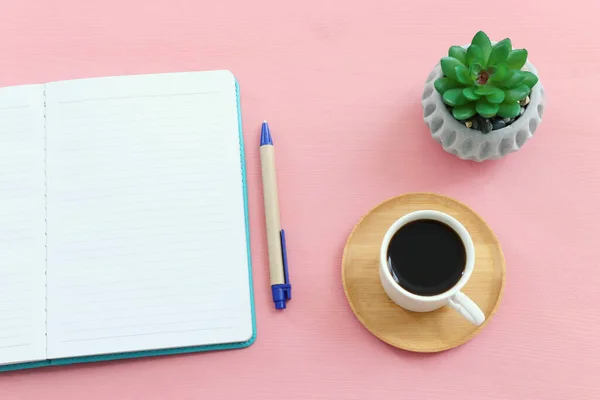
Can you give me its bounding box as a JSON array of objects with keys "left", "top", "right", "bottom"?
[{"left": 43, "top": 86, "right": 48, "bottom": 353}]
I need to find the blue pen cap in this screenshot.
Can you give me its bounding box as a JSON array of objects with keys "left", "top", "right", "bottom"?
[{"left": 271, "top": 284, "right": 291, "bottom": 309}]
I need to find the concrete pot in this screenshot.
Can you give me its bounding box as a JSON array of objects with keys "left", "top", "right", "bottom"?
[{"left": 421, "top": 61, "right": 545, "bottom": 161}]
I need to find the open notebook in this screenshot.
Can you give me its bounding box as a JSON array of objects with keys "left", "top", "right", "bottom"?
[{"left": 0, "top": 70, "right": 255, "bottom": 371}]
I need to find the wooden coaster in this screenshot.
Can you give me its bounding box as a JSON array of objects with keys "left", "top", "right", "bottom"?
[{"left": 342, "top": 193, "right": 506, "bottom": 353}]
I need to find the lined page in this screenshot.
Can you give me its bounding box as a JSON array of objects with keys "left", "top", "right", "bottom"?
[
  {"left": 45, "top": 71, "right": 252, "bottom": 359},
  {"left": 0, "top": 85, "right": 47, "bottom": 365}
]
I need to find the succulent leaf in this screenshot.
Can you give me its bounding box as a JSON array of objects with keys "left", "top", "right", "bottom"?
[
  {"left": 440, "top": 57, "right": 463, "bottom": 80},
  {"left": 448, "top": 46, "right": 467, "bottom": 65},
  {"left": 494, "top": 38, "right": 512, "bottom": 52},
  {"left": 434, "top": 77, "right": 461, "bottom": 94},
  {"left": 463, "top": 87, "right": 480, "bottom": 100},
  {"left": 499, "top": 70, "right": 525, "bottom": 88},
  {"left": 521, "top": 71, "right": 539, "bottom": 88},
  {"left": 504, "top": 84, "right": 530, "bottom": 102},
  {"left": 471, "top": 31, "right": 492, "bottom": 64},
  {"left": 506, "top": 49, "right": 528, "bottom": 70},
  {"left": 489, "top": 65, "right": 508, "bottom": 83},
  {"left": 455, "top": 65, "right": 472, "bottom": 85},
  {"left": 443, "top": 88, "right": 469, "bottom": 106},
  {"left": 488, "top": 42, "right": 510, "bottom": 66},
  {"left": 469, "top": 63, "right": 483, "bottom": 77},
  {"left": 452, "top": 103, "right": 477, "bottom": 120},
  {"left": 467, "top": 45, "right": 485, "bottom": 66},
  {"left": 486, "top": 89, "right": 505, "bottom": 104},
  {"left": 476, "top": 98, "right": 499, "bottom": 118},
  {"left": 497, "top": 102, "right": 521, "bottom": 118},
  {"left": 474, "top": 85, "right": 497, "bottom": 95}
]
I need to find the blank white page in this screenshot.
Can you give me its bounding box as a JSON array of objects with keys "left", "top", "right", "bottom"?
[
  {"left": 0, "top": 85, "right": 47, "bottom": 365},
  {"left": 45, "top": 71, "right": 252, "bottom": 359}
]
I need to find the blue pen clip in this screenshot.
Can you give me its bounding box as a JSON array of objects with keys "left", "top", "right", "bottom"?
[
  {"left": 271, "top": 229, "right": 292, "bottom": 309},
  {"left": 280, "top": 229, "right": 291, "bottom": 300}
]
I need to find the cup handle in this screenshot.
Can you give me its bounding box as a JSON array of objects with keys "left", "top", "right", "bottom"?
[{"left": 448, "top": 292, "right": 485, "bottom": 326}]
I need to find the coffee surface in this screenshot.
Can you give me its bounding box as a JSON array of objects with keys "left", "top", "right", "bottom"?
[{"left": 387, "top": 219, "right": 466, "bottom": 296}]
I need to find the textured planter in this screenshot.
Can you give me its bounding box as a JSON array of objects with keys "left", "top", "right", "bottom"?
[{"left": 421, "top": 61, "right": 545, "bottom": 162}]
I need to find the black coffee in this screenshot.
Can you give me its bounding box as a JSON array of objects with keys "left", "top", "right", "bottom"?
[{"left": 387, "top": 219, "right": 466, "bottom": 296}]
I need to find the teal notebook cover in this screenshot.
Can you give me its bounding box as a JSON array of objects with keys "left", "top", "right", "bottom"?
[{"left": 0, "top": 76, "right": 255, "bottom": 373}]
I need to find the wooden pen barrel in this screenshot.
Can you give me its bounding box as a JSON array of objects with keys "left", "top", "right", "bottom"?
[{"left": 260, "top": 144, "right": 285, "bottom": 285}]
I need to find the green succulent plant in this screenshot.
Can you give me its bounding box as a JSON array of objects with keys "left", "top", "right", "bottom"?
[{"left": 434, "top": 31, "right": 539, "bottom": 121}]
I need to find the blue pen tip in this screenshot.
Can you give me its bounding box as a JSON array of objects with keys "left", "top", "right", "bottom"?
[{"left": 260, "top": 121, "right": 273, "bottom": 146}]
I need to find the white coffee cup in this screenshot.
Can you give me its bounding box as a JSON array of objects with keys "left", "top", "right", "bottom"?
[{"left": 379, "top": 210, "right": 485, "bottom": 325}]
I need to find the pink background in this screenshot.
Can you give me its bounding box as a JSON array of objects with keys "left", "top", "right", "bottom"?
[{"left": 1, "top": 0, "right": 600, "bottom": 398}]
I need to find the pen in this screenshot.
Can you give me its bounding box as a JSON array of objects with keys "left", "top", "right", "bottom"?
[{"left": 259, "top": 121, "right": 291, "bottom": 310}]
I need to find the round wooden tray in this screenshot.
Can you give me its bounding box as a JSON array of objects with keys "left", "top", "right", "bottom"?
[{"left": 342, "top": 193, "right": 506, "bottom": 353}]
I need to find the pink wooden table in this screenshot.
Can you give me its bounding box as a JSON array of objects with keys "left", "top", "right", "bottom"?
[{"left": 2, "top": 1, "right": 600, "bottom": 398}]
